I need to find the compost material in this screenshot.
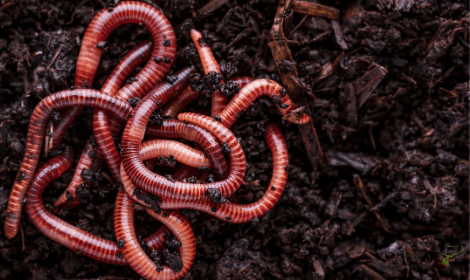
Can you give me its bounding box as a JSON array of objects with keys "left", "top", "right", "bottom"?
[{"left": 0, "top": 0, "right": 468, "bottom": 279}]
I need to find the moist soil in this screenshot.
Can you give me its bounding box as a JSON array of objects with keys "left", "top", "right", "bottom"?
[{"left": 0, "top": 0, "right": 468, "bottom": 279}]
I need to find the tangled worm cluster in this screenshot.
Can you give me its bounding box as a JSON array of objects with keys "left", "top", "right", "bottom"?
[{"left": 4, "top": 1, "right": 311, "bottom": 279}]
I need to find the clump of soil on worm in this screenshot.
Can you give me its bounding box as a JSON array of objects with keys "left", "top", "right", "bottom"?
[{"left": 0, "top": 0, "right": 468, "bottom": 279}]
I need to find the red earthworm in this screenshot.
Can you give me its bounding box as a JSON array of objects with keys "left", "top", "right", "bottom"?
[
  {"left": 141, "top": 140, "right": 211, "bottom": 168},
  {"left": 54, "top": 40, "right": 153, "bottom": 209},
  {"left": 95, "top": 67, "right": 193, "bottom": 184},
  {"left": 218, "top": 79, "right": 311, "bottom": 128},
  {"left": 114, "top": 191, "right": 196, "bottom": 280},
  {"left": 25, "top": 146, "right": 170, "bottom": 264},
  {"left": 145, "top": 119, "right": 228, "bottom": 179},
  {"left": 5, "top": 89, "right": 133, "bottom": 239},
  {"left": 229, "top": 76, "right": 255, "bottom": 88},
  {"left": 161, "top": 86, "right": 201, "bottom": 119},
  {"left": 122, "top": 122, "right": 288, "bottom": 223},
  {"left": 100, "top": 39, "right": 154, "bottom": 97},
  {"left": 190, "top": 29, "right": 220, "bottom": 74},
  {"left": 160, "top": 76, "right": 254, "bottom": 127},
  {"left": 120, "top": 138, "right": 213, "bottom": 208},
  {"left": 53, "top": 142, "right": 99, "bottom": 209},
  {"left": 190, "top": 29, "right": 226, "bottom": 117},
  {"left": 49, "top": 1, "right": 175, "bottom": 151},
  {"left": 123, "top": 111, "right": 246, "bottom": 200},
  {"left": 160, "top": 85, "right": 215, "bottom": 183}
]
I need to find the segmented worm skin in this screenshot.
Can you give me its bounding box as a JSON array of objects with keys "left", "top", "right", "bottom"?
[
  {"left": 141, "top": 140, "right": 211, "bottom": 168},
  {"left": 115, "top": 191, "right": 196, "bottom": 280},
  {"left": 121, "top": 138, "right": 212, "bottom": 207},
  {"left": 190, "top": 29, "right": 227, "bottom": 117},
  {"left": 54, "top": 41, "right": 153, "bottom": 209},
  {"left": 26, "top": 146, "right": 170, "bottom": 264},
  {"left": 92, "top": 39, "right": 166, "bottom": 182},
  {"left": 123, "top": 111, "right": 246, "bottom": 200},
  {"left": 160, "top": 86, "right": 215, "bottom": 183},
  {"left": 99, "top": 39, "right": 154, "bottom": 97},
  {"left": 5, "top": 89, "right": 133, "bottom": 239},
  {"left": 218, "top": 79, "right": 312, "bottom": 128},
  {"left": 53, "top": 142, "right": 98, "bottom": 209},
  {"left": 145, "top": 119, "right": 228, "bottom": 179},
  {"left": 162, "top": 86, "right": 201, "bottom": 119},
  {"left": 49, "top": 1, "right": 176, "bottom": 151},
  {"left": 229, "top": 76, "right": 255, "bottom": 88},
  {"left": 122, "top": 123, "right": 288, "bottom": 223}
]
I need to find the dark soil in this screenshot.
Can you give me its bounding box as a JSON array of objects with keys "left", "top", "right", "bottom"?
[{"left": 0, "top": 0, "right": 469, "bottom": 279}]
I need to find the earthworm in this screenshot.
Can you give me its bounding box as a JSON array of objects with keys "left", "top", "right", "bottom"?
[
  {"left": 53, "top": 142, "right": 99, "bottom": 209},
  {"left": 121, "top": 138, "right": 212, "bottom": 207},
  {"left": 49, "top": 1, "right": 175, "bottom": 151},
  {"left": 162, "top": 86, "right": 200, "bottom": 119},
  {"left": 122, "top": 110, "right": 246, "bottom": 200},
  {"left": 92, "top": 67, "right": 193, "bottom": 184},
  {"left": 228, "top": 76, "right": 255, "bottom": 88},
  {"left": 160, "top": 77, "right": 255, "bottom": 120},
  {"left": 145, "top": 119, "right": 228, "bottom": 179},
  {"left": 114, "top": 191, "right": 196, "bottom": 280},
  {"left": 141, "top": 140, "right": 211, "bottom": 168},
  {"left": 218, "top": 79, "right": 311, "bottom": 128},
  {"left": 160, "top": 86, "right": 213, "bottom": 182},
  {"left": 54, "top": 40, "right": 154, "bottom": 209},
  {"left": 122, "top": 122, "right": 288, "bottom": 223},
  {"left": 5, "top": 89, "right": 133, "bottom": 239},
  {"left": 120, "top": 67, "right": 195, "bottom": 188},
  {"left": 190, "top": 29, "right": 226, "bottom": 117},
  {"left": 25, "top": 146, "right": 169, "bottom": 264}
]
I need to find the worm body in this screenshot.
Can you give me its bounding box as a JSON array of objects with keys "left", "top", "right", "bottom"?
[
  {"left": 123, "top": 112, "right": 246, "bottom": 200},
  {"left": 190, "top": 29, "right": 226, "bottom": 117},
  {"left": 121, "top": 138, "right": 212, "bottom": 208},
  {"left": 219, "top": 79, "right": 311, "bottom": 128},
  {"left": 75, "top": 1, "right": 175, "bottom": 89},
  {"left": 114, "top": 191, "right": 196, "bottom": 280},
  {"left": 5, "top": 89, "right": 133, "bottom": 239},
  {"left": 53, "top": 142, "right": 99, "bottom": 209},
  {"left": 228, "top": 76, "right": 255, "bottom": 89},
  {"left": 26, "top": 147, "right": 169, "bottom": 264},
  {"left": 141, "top": 140, "right": 210, "bottom": 168},
  {"left": 93, "top": 66, "right": 192, "bottom": 184},
  {"left": 190, "top": 29, "right": 220, "bottom": 74},
  {"left": 145, "top": 119, "right": 228, "bottom": 179},
  {"left": 162, "top": 122, "right": 288, "bottom": 222},
  {"left": 54, "top": 41, "right": 153, "bottom": 208},
  {"left": 162, "top": 86, "right": 201, "bottom": 119},
  {"left": 50, "top": 1, "right": 175, "bottom": 150},
  {"left": 122, "top": 123, "right": 288, "bottom": 223}
]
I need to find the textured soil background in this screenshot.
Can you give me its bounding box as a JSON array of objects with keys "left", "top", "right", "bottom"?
[{"left": 0, "top": 0, "right": 469, "bottom": 279}]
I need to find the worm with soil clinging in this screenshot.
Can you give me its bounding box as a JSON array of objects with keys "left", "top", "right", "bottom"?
[
  {"left": 190, "top": 29, "right": 227, "bottom": 117},
  {"left": 123, "top": 110, "right": 246, "bottom": 200},
  {"left": 161, "top": 86, "right": 201, "bottom": 119},
  {"left": 47, "top": 1, "right": 175, "bottom": 152},
  {"left": 114, "top": 191, "right": 196, "bottom": 280},
  {"left": 26, "top": 145, "right": 170, "bottom": 264},
  {"left": 54, "top": 40, "right": 154, "bottom": 209},
  {"left": 218, "top": 79, "right": 311, "bottom": 128},
  {"left": 122, "top": 122, "right": 288, "bottom": 223},
  {"left": 145, "top": 119, "right": 228, "bottom": 179},
  {"left": 5, "top": 89, "right": 133, "bottom": 239}
]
